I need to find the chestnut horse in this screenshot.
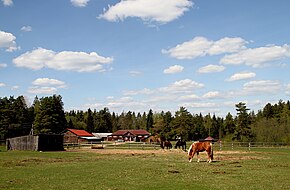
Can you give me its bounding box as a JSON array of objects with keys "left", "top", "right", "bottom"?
[
  {"left": 187, "top": 141, "right": 213, "bottom": 163},
  {"left": 161, "top": 140, "right": 172, "bottom": 149}
]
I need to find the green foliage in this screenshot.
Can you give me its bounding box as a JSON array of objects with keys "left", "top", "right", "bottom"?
[
  {"left": 1, "top": 94, "right": 290, "bottom": 143},
  {"left": 33, "top": 95, "right": 67, "bottom": 135}
]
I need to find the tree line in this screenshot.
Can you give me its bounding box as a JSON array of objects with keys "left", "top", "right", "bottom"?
[{"left": 0, "top": 95, "right": 289, "bottom": 143}]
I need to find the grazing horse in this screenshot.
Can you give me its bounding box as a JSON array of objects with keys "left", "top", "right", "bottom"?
[
  {"left": 175, "top": 139, "right": 186, "bottom": 151},
  {"left": 161, "top": 140, "right": 172, "bottom": 149},
  {"left": 188, "top": 141, "right": 213, "bottom": 163}
]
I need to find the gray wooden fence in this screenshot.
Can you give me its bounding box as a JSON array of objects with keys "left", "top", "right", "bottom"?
[{"left": 7, "top": 135, "right": 38, "bottom": 151}]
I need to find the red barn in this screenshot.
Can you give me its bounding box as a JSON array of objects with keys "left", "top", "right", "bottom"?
[
  {"left": 64, "top": 129, "right": 98, "bottom": 144},
  {"left": 108, "top": 130, "right": 150, "bottom": 142}
]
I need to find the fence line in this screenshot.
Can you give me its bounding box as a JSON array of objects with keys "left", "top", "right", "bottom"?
[
  {"left": 64, "top": 141, "right": 290, "bottom": 151},
  {"left": 213, "top": 141, "right": 290, "bottom": 151}
]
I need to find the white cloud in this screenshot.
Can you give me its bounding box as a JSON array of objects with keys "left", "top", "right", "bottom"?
[
  {"left": 0, "top": 63, "right": 7, "bottom": 68},
  {"left": 28, "top": 87, "right": 58, "bottom": 95},
  {"left": 2, "top": 0, "right": 13, "bottom": 6},
  {"left": 13, "top": 48, "right": 113, "bottom": 72},
  {"left": 0, "top": 82, "right": 6, "bottom": 87},
  {"left": 21, "top": 26, "right": 32, "bottom": 32},
  {"left": 28, "top": 78, "right": 67, "bottom": 95},
  {"left": 11, "top": 85, "right": 19, "bottom": 90},
  {"left": 202, "top": 91, "right": 221, "bottom": 99},
  {"left": 159, "top": 79, "right": 204, "bottom": 93},
  {"left": 220, "top": 45, "right": 290, "bottom": 67},
  {"left": 227, "top": 71, "right": 256, "bottom": 81},
  {"left": 185, "top": 102, "right": 216, "bottom": 108},
  {"left": 164, "top": 65, "right": 184, "bottom": 74},
  {"left": 162, "top": 36, "right": 247, "bottom": 59},
  {"left": 123, "top": 79, "right": 203, "bottom": 97},
  {"left": 0, "top": 30, "right": 19, "bottom": 52},
  {"left": 98, "top": 0, "right": 193, "bottom": 24},
  {"left": 71, "top": 0, "right": 89, "bottom": 7},
  {"left": 208, "top": 37, "right": 247, "bottom": 55},
  {"left": 129, "top": 71, "right": 142, "bottom": 76},
  {"left": 243, "top": 80, "right": 281, "bottom": 93},
  {"left": 32, "top": 78, "right": 66, "bottom": 88},
  {"left": 178, "top": 94, "right": 199, "bottom": 100},
  {"left": 287, "top": 83, "right": 290, "bottom": 90},
  {"left": 197, "top": 64, "right": 225, "bottom": 73},
  {"left": 123, "top": 88, "right": 153, "bottom": 96}
]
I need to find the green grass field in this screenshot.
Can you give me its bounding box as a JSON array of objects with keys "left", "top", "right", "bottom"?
[{"left": 0, "top": 146, "right": 289, "bottom": 190}]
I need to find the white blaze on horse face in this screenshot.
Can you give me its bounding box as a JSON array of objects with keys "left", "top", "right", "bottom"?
[{"left": 187, "top": 144, "right": 193, "bottom": 156}]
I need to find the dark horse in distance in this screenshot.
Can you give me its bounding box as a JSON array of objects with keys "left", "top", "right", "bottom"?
[{"left": 175, "top": 139, "right": 186, "bottom": 151}]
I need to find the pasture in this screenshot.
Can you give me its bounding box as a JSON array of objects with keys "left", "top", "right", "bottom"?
[{"left": 0, "top": 146, "right": 289, "bottom": 190}]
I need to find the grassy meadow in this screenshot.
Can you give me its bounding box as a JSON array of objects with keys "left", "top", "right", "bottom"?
[{"left": 0, "top": 146, "right": 289, "bottom": 190}]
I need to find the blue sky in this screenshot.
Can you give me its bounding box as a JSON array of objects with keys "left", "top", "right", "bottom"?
[{"left": 1, "top": 0, "right": 290, "bottom": 117}]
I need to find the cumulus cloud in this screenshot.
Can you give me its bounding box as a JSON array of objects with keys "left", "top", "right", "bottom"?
[
  {"left": 98, "top": 0, "right": 193, "bottom": 24},
  {"left": 159, "top": 79, "right": 204, "bottom": 93},
  {"left": 32, "top": 78, "right": 66, "bottom": 88},
  {"left": 2, "top": 0, "right": 13, "bottom": 6},
  {"left": 28, "top": 78, "right": 66, "bottom": 95},
  {"left": 162, "top": 36, "right": 247, "bottom": 59},
  {"left": 202, "top": 91, "right": 221, "bottom": 99},
  {"left": 71, "top": 0, "right": 89, "bottom": 7},
  {"left": 0, "top": 30, "right": 19, "bottom": 52},
  {"left": 197, "top": 64, "right": 225, "bottom": 73},
  {"left": 220, "top": 45, "right": 290, "bottom": 67},
  {"left": 13, "top": 48, "right": 113, "bottom": 72},
  {"left": 28, "top": 87, "right": 58, "bottom": 95},
  {"left": 164, "top": 65, "right": 184, "bottom": 74},
  {"left": 227, "top": 71, "right": 256, "bottom": 81},
  {"left": 243, "top": 80, "right": 281, "bottom": 93},
  {"left": 123, "top": 79, "right": 203, "bottom": 97},
  {"left": 21, "top": 26, "right": 32, "bottom": 32}
]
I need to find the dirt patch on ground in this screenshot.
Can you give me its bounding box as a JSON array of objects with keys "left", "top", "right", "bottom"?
[
  {"left": 66, "top": 148, "right": 265, "bottom": 161},
  {"left": 67, "top": 148, "right": 181, "bottom": 155}
]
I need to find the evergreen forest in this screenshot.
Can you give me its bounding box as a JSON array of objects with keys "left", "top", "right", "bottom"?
[{"left": 0, "top": 95, "right": 289, "bottom": 143}]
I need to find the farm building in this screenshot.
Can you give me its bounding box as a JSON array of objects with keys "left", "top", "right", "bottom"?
[
  {"left": 64, "top": 129, "right": 98, "bottom": 144},
  {"left": 92, "top": 133, "right": 112, "bottom": 141},
  {"left": 108, "top": 130, "right": 150, "bottom": 142},
  {"left": 6, "top": 134, "right": 64, "bottom": 151}
]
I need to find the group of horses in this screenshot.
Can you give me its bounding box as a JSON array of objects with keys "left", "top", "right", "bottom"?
[
  {"left": 149, "top": 135, "right": 214, "bottom": 163},
  {"left": 161, "top": 140, "right": 213, "bottom": 163}
]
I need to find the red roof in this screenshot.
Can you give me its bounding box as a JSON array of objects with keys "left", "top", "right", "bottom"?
[
  {"left": 67, "top": 129, "right": 94, "bottom": 137},
  {"left": 111, "top": 130, "right": 150, "bottom": 136},
  {"left": 204, "top": 136, "right": 215, "bottom": 141}
]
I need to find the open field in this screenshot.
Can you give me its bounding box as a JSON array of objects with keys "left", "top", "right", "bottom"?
[{"left": 0, "top": 146, "right": 289, "bottom": 190}]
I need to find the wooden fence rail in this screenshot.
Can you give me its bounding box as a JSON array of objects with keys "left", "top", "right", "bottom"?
[{"left": 63, "top": 141, "right": 290, "bottom": 150}]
